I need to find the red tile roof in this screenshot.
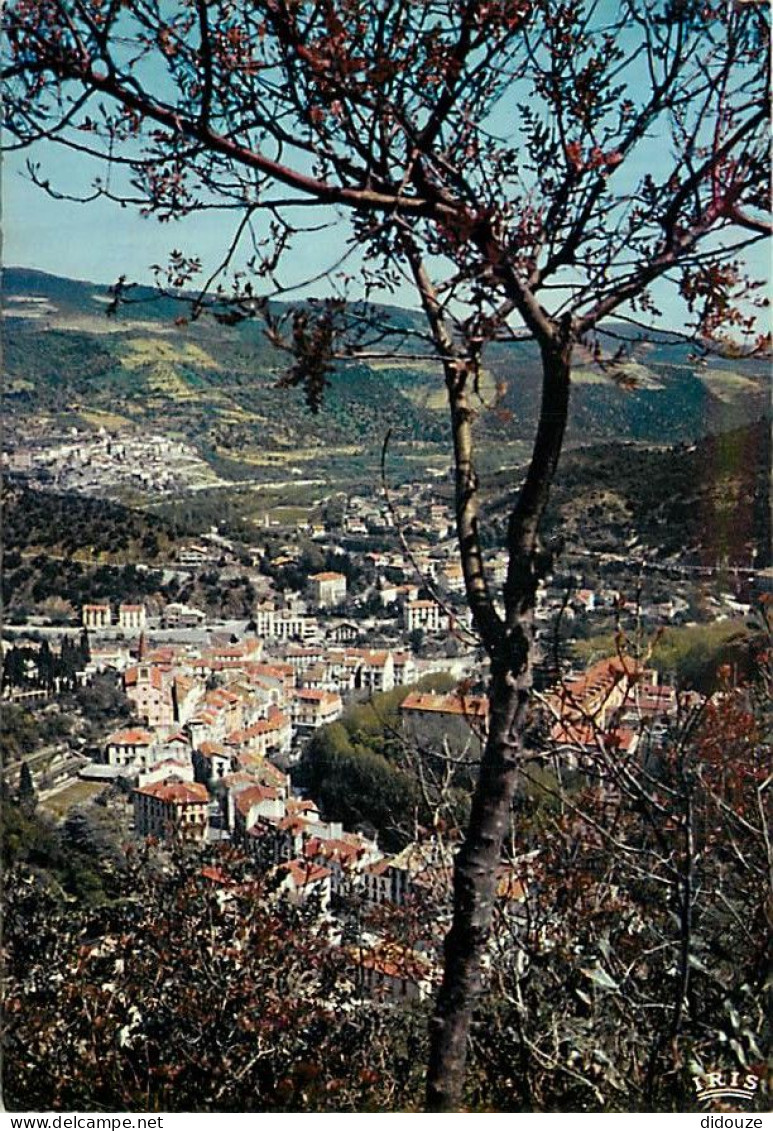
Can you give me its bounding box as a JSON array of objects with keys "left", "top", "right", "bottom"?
[
  {"left": 306, "top": 838, "right": 366, "bottom": 865},
  {"left": 124, "top": 665, "right": 164, "bottom": 690},
  {"left": 365, "top": 858, "right": 393, "bottom": 876},
  {"left": 550, "top": 719, "right": 638, "bottom": 753},
  {"left": 400, "top": 692, "right": 489, "bottom": 719},
  {"left": 221, "top": 771, "right": 259, "bottom": 789},
  {"left": 349, "top": 943, "right": 432, "bottom": 981},
  {"left": 135, "top": 780, "right": 208, "bottom": 804},
  {"left": 107, "top": 728, "right": 155, "bottom": 746},
  {"left": 235, "top": 785, "right": 279, "bottom": 817},
  {"left": 277, "top": 815, "right": 309, "bottom": 833},
  {"left": 200, "top": 865, "right": 233, "bottom": 886},
  {"left": 294, "top": 688, "right": 341, "bottom": 705},
  {"left": 282, "top": 860, "right": 332, "bottom": 887},
  {"left": 286, "top": 799, "right": 318, "bottom": 814},
  {"left": 198, "top": 740, "right": 228, "bottom": 758}
]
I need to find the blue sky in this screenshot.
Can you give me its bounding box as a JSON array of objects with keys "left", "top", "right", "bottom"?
[
  {"left": 6, "top": 139, "right": 768, "bottom": 334},
  {"left": 3, "top": 142, "right": 357, "bottom": 296},
  {"left": 3, "top": 15, "right": 769, "bottom": 326}
]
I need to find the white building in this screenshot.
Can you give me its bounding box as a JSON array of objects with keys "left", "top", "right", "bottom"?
[
  {"left": 133, "top": 778, "right": 209, "bottom": 841},
  {"left": 118, "top": 603, "right": 147, "bottom": 631},
  {"left": 404, "top": 599, "right": 449, "bottom": 634},
  {"left": 351, "top": 649, "right": 395, "bottom": 693},
  {"left": 82, "top": 604, "right": 111, "bottom": 630},
  {"left": 162, "top": 602, "right": 207, "bottom": 628},
  {"left": 308, "top": 571, "right": 347, "bottom": 608},
  {"left": 104, "top": 727, "right": 158, "bottom": 770},
  {"left": 291, "top": 688, "right": 344, "bottom": 734},
  {"left": 254, "top": 606, "right": 319, "bottom": 642},
  {"left": 392, "top": 652, "right": 417, "bottom": 686}
]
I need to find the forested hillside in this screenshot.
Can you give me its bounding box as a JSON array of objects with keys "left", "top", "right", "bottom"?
[
  {"left": 487, "top": 419, "right": 771, "bottom": 566},
  {"left": 3, "top": 484, "right": 184, "bottom": 560},
  {"left": 5, "top": 269, "right": 769, "bottom": 469}
]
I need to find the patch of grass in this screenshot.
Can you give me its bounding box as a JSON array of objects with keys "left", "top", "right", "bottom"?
[
  {"left": 698, "top": 369, "right": 760, "bottom": 402},
  {"left": 77, "top": 408, "right": 135, "bottom": 430},
  {"left": 119, "top": 336, "right": 220, "bottom": 371},
  {"left": 572, "top": 368, "right": 613, "bottom": 386},
  {"left": 404, "top": 366, "right": 498, "bottom": 411},
  {"left": 366, "top": 359, "right": 440, "bottom": 376},
  {"left": 41, "top": 781, "right": 105, "bottom": 819},
  {"left": 267, "top": 505, "right": 312, "bottom": 525}
]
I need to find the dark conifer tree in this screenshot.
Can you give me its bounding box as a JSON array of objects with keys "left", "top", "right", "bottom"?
[{"left": 17, "top": 761, "right": 37, "bottom": 815}]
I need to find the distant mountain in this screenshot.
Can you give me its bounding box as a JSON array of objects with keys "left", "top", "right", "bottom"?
[
  {"left": 2, "top": 268, "right": 446, "bottom": 457},
  {"left": 3, "top": 268, "right": 769, "bottom": 466}
]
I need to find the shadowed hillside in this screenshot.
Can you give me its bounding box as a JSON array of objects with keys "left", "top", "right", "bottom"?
[{"left": 486, "top": 419, "right": 771, "bottom": 567}]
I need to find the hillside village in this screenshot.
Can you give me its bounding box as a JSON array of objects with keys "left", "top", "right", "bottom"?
[
  {"left": 2, "top": 284, "right": 769, "bottom": 1010},
  {"left": 2, "top": 0, "right": 769, "bottom": 1101},
  {"left": 3, "top": 422, "right": 222, "bottom": 495},
  {"left": 3, "top": 468, "right": 715, "bottom": 1000}
]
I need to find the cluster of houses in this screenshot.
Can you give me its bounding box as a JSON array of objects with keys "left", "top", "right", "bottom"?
[
  {"left": 74, "top": 567, "right": 685, "bottom": 1002},
  {"left": 74, "top": 608, "right": 504, "bottom": 999},
  {"left": 544, "top": 654, "right": 682, "bottom": 764},
  {"left": 5, "top": 425, "right": 218, "bottom": 496},
  {"left": 100, "top": 631, "right": 490, "bottom": 790},
  {"left": 91, "top": 604, "right": 682, "bottom": 828},
  {"left": 89, "top": 632, "right": 476, "bottom": 1000},
  {"left": 122, "top": 705, "right": 466, "bottom": 999}
]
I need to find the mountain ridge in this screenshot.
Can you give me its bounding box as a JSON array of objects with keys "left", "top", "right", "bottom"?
[{"left": 4, "top": 267, "right": 769, "bottom": 466}]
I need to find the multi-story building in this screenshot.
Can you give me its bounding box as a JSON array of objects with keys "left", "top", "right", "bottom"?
[
  {"left": 438, "top": 563, "right": 465, "bottom": 593},
  {"left": 400, "top": 690, "right": 489, "bottom": 727},
  {"left": 124, "top": 664, "right": 175, "bottom": 729},
  {"left": 136, "top": 758, "right": 195, "bottom": 787},
  {"left": 208, "top": 638, "right": 263, "bottom": 664},
  {"left": 178, "top": 543, "right": 217, "bottom": 568},
  {"left": 404, "top": 599, "right": 450, "bottom": 634},
  {"left": 254, "top": 606, "right": 319, "bottom": 642},
  {"left": 82, "top": 604, "right": 111, "bottom": 630},
  {"left": 546, "top": 656, "right": 666, "bottom": 766},
  {"left": 291, "top": 688, "right": 344, "bottom": 735},
  {"left": 233, "top": 785, "right": 286, "bottom": 840},
  {"left": 379, "top": 581, "right": 420, "bottom": 607},
  {"left": 308, "top": 571, "right": 347, "bottom": 608},
  {"left": 362, "top": 857, "right": 414, "bottom": 907},
  {"left": 104, "top": 727, "right": 157, "bottom": 770},
  {"left": 225, "top": 706, "right": 292, "bottom": 759},
  {"left": 392, "top": 652, "right": 417, "bottom": 686},
  {"left": 133, "top": 778, "right": 209, "bottom": 841},
  {"left": 245, "top": 662, "right": 296, "bottom": 698},
  {"left": 325, "top": 620, "right": 359, "bottom": 645},
  {"left": 351, "top": 649, "right": 395, "bottom": 693},
  {"left": 274, "top": 860, "right": 332, "bottom": 909},
  {"left": 400, "top": 691, "right": 489, "bottom": 757},
  {"left": 193, "top": 740, "right": 233, "bottom": 785},
  {"left": 162, "top": 602, "right": 207, "bottom": 628},
  {"left": 118, "top": 603, "right": 146, "bottom": 631}
]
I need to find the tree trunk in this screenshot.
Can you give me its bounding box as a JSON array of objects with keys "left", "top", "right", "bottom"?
[
  {"left": 426, "top": 628, "right": 534, "bottom": 1111},
  {"left": 426, "top": 341, "right": 571, "bottom": 1111}
]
